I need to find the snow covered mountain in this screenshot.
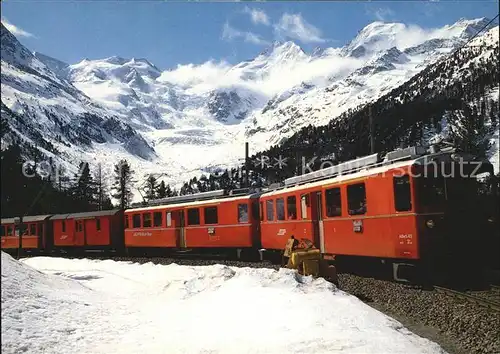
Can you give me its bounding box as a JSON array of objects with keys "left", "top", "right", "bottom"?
[
  {"left": 1, "top": 18, "right": 498, "bottom": 200},
  {"left": 1, "top": 23, "right": 156, "bottom": 180}
]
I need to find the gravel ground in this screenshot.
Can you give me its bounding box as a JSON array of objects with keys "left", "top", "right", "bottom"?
[
  {"left": 467, "top": 289, "right": 500, "bottom": 304},
  {"left": 339, "top": 273, "right": 500, "bottom": 354}
]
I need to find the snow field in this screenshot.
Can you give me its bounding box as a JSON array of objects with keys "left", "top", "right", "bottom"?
[{"left": 2, "top": 252, "right": 447, "bottom": 354}]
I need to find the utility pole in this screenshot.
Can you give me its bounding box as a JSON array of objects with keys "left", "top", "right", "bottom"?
[
  {"left": 369, "top": 105, "right": 375, "bottom": 154},
  {"left": 245, "top": 142, "right": 250, "bottom": 188},
  {"left": 14, "top": 216, "right": 22, "bottom": 260}
]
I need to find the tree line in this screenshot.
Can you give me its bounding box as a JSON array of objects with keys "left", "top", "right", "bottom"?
[{"left": 0, "top": 143, "right": 178, "bottom": 218}]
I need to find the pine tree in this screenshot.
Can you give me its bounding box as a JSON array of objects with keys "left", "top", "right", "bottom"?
[
  {"left": 94, "top": 163, "right": 111, "bottom": 211},
  {"left": 157, "top": 180, "right": 168, "bottom": 198},
  {"left": 111, "top": 159, "right": 134, "bottom": 210},
  {"left": 69, "top": 162, "right": 98, "bottom": 211},
  {"left": 144, "top": 174, "right": 159, "bottom": 200}
]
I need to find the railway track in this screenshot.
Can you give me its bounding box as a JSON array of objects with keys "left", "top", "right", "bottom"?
[
  {"left": 434, "top": 285, "right": 500, "bottom": 313},
  {"left": 490, "top": 284, "right": 500, "bottom": 292}
]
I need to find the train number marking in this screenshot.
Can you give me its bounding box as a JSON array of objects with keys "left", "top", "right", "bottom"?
[
  {"left": 277, "top": 229, "right": 286, "bottom": 236},
  {"left": 398, "top": 234, "right": 413, "bottom": 245},
  {"left": 133, "top": 232, "right": 152, "bottom": 237}
]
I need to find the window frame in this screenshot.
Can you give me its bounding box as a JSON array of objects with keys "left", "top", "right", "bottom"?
[
  {"left": 204, "top": 206, "right": 218, "bottom": 225},
  {"left": 266, "top": 200, "right": 274, "bottom": 221},
  {"left": 142, "top": 213, "right": 152, "bottom": 228},
  {"left": 62, "top": 220, "right": 66, "bottom": 233},
  {"left": 187, "top": 208, "right": 200, "bottom": 226},
  {"left": 393, "top": 175, "right": 412, "bottom": 212},
  {"left": 96, "top": 218, "right": 101, "bottom": 231},
  {"left": 132, "top": 214, "right": 141, "bottom": 228},
  {"left": 300, "top": 194, "right": 309, "bottom": 219},
  {"left": 153, "top": 212, "right": 163, "bottom": 227},
  {"left": 287, "top": 196, "right": 297, "bottom": 220},
  {"left": 238, "top": 203, "right": 249, "bottom": 223},
  {"left": 7, "top": 225, "right": 13, "bottom": 236},
  {"left": 347, "top": 182, "right": 367, "bottom": 216},
  {"left": 166, "top": 212, "right": 172, "bottom": 227},
  {"left": 29, "top": 224, "right": 37, "bottom": 235},
  {"left": 325, "top": 187, "right": 342, "bottom": 217},
  {"left": 276, "top": 198, "right": 285, "bottom": 221}
]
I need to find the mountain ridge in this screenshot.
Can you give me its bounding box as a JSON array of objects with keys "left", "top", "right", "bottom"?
[{"left": 1, "top": 17, "right": 498, "bottom": 201}]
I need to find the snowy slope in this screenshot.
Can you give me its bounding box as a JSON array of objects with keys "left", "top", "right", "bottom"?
[
  {"left": 1, "top": 18, "right": 498, "bottom": 201},
  {"left": 1, "top": 253, "right": 447, "bottom": 354}
]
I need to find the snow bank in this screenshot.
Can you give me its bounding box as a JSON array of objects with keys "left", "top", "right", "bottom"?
[{"left": 2, "top": 253, "right": 447, "bottom": 354}]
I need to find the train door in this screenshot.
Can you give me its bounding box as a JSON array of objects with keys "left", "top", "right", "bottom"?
[
  {"left": 75, "top": 219, "right": 86, "bottom": 246},
  {"left": 311, "top": 191, "right": 325, "bottom": 253},
  {"left": 175, "top": 210, "right": 186, "bottom": 249}
]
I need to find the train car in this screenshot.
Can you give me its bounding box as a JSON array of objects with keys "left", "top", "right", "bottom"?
[
  {"left": 50, "top": 210, "right": 124, "bottom": 253},
  {"left": 260, "top": 145, "right": 497, "bottom": 282},
  {"left": 1, "top": 215, "right": 52, "bottom": 254},
  {"left": 125, "top": 189, "right": 261, "bottom": 258}
]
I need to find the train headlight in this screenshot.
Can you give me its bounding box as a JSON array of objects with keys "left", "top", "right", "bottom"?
[{"left": 426, "top": 219, "right": 435, "bottom": 228}]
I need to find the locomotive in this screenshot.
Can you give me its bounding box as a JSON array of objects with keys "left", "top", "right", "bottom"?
[{"left": 2, "top": 145, "right": 497, "bottom": 283}]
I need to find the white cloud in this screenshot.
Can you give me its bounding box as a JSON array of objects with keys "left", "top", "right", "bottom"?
[
  {"left": 158, "top": 44, "right": 364, "bottom": 97},
  {"left": 158, "top": 60, "right": 232, "bottom": 88},
  {"left": 222, "top": 22, "right": 270, "bottom": 45},
  {"left": 274, "top": 13, "right": 326, "bottom": 44},
  {"left": 243, "top": 7, "right": 270, "bottom": 26},
  {"left": 1, "top": 18, "right": 35, "bottom": 38}
]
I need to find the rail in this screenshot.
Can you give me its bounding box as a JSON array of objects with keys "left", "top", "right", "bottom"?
[
  {"left": 434, "top": 286, "right": 500, "bottom": 312},
  {"left": 490, "top": 284, "right": 500, "bottom": 292}
]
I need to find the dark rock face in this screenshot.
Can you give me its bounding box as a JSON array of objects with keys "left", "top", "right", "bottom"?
[{"left": 207, "top": 90, "right": 247, "bottom": 123}]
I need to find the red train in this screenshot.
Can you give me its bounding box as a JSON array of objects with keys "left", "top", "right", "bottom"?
[{"left": 2, "top": 145, "right": 497, "bottom": 282}]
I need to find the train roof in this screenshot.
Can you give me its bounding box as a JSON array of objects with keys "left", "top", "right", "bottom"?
[
  {"left": 126, "top": 193, "right": 258, "bottom": 213},
  {"left": 49, "top": 210, "right": 121, "bottom": 220},
  {"left": 260, "top": 159, "right": 416, "bottom": 198},
  {"left": 261, "top": 147, "right": 494, "bottom": 198},
  {"left": 1, "top": 214, "right": 53, "bottom": 224}
]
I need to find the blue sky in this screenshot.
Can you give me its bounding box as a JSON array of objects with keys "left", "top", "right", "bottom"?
[{"left": 2, "top": 1, "right": 498, "bottom": 70}]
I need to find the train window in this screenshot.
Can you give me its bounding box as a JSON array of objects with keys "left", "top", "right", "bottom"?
[
  {"left": 96, "top": 218, "right": 101, "bottom": 231},
  {"left": 125, "top": 216, "right": 129, "bottom": 229},
  {"left": 166, "top": 212, "right": 172, "bottom": 227},
  {"left": 266, "top": 200, "right": 274, "bottom": 221},
  {"left": 260, "top": 202, "right": 264, "bottom": 221},
  {"left": 393, "top": 175, "right": 412, "bottom": 212},
  {"left": 204, "top": 207, "right": 218, "bottom": 224},
  {"left": 153, "top": 212, "right": 163, "bottom": 227},
  {"left": 276, "top": 198, "right": 285, "bottom": 220},
  {"left": 188, "top": 209, "right": 200, "bottom": 225},
  {"left": 287, "top": 196, "right": 297, "bottom": 220},
  {"left": 76, "top": 221, "right": 83, "bottom": 232},
  {"left": 132, "top": 214, "right": 141, "bottom": 228},
  {"left": 325, "top": 188, "right": 342, "bottom": 217},
  {"left": 0, "top": 226, "right": 4, "bottom": 237},
  {"left": 143, "top": 213, "right": 152, "bottom": 228},
  {"left": 348, "top": 183, "right": 367, "bottom": 215},
  {"left": 301, "top": 194, "right": 309, "bottom": 219},
  {"left": 62, "top": 221, "right": 66, "bottom": 232},
  {"left": 7, "top": 226, "right": 13, "bottom": 236},
  {"left": 30, "top": 224, "right": 36, "bottom": 235},
  {"left": 238, "top": 204, "right": 249, "bottom": 223}
]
